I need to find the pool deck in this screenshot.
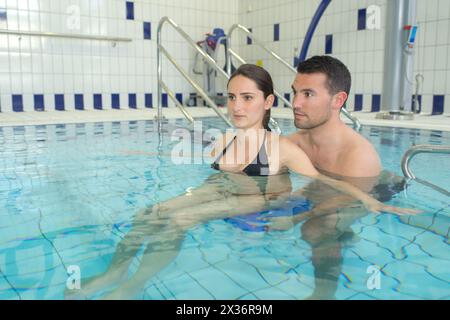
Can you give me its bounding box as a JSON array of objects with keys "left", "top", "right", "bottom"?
[{"left": 0, "top": 107, "right": 449, "bottom": 131}]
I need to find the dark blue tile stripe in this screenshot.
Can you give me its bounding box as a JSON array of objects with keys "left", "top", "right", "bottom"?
[
  {"left": 12, "top": 95, "right": 23, "bottom": 112},
  {"left": 75, "top": 94, "right": 84, "bottom": 110},
  {"left": 0, "top": 9, "right": 7, "bottom": 21},
  {"left": 126, "top": 1, "right": 134, "bottom": 20},
  {"left": 55, "top": 94, "right": 65, "bottom": 111},
  {"left": 112, "top": 94, "right": 120, "bottom": 109},
  {"left": 355, "top": 94, "right": 363, "bottom": 111},
  {"left": 175, "top": 93, "right": 183, "bottom": 104},
  {"left": 273, "top": 96, "right": 278, "bottom": 107},
  {"left": 34, "top": 94, "right": 44, "bottom": 111},
  {"left": 358, "top": 9, "right": 366, "bottom": 30},
  {"left": 432, "top": 95, "right": 444, "bottom": 115},
  {"left": 145, "top": 93, "right": 153, "bottom": 108},
  {"left": 325, "top": 34, "right": 333, "bottom": 54},
  {"left": 371, "top": 94, "right": 381, "bottom": 112},
  {"left": 129, "top": 93, "right": 137, "bottom": 109},
  {"left": 143, "top": 22, "right": 151, "bottom": 39},
  {"left": 94, "top": 94, "right": 102, "bottom": 110},
  {"left": 284, "top": 93, "right": 290, "bottom": 108},
  {"left": 162, "top": 93, "right": 168, "bottom": 107},
  {"left": 247, "top": 28, "right": 252, "bottom": 45},
  {"left": 274, "top": 24, "right": 280, "bottom": 41}
]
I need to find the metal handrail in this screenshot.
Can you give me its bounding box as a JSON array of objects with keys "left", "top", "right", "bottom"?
[
  {"left": 341, "top": 107, "right": 362, "bottom": 131},
  {"left": 227, "top": 24, "right": 297, "bottom": 76},
  {"left": 401, "top": 144, "right": 450, "bottom": 197},
  {"left": 0, "top": 29, "right": 132, "bottom": 42},
  {"left": 160, "top": 80, "right": 194, "bottom": 124},
  {"left": 157, "top": 17, "right": 233, "bottom": 132},
  {"left": 226, "top": 24, "right": 362, "bottom": 131}
]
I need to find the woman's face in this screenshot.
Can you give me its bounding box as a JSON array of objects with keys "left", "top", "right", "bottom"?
[{"left": 227, "top": 75, "right": 273, "bottom": 130}]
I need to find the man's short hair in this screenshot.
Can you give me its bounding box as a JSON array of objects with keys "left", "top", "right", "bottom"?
[{"left": 296, "top": 55, "right": 351, "bottom": 97}]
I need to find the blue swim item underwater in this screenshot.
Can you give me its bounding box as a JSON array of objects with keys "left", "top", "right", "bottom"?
[{"left": 224, "top": 197, "right": 312, "bottom": 232}]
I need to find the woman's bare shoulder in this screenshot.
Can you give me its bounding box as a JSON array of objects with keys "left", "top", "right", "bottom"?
[{"left": 210, "top": 132, "right": 234, "bottom": 157}]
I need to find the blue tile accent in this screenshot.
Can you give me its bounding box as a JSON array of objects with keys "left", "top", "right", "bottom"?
[
  {"left": 145, "top": 93, "right": 153, "bottom": 108},
  {"left": 12, "top": 95, "right": 23, "bottom": 112},
  {"left": 34, "top": 94, "right": 44, "bottom": 111},
  {"left": 247, "top": 28, "right": 252, "bottom": 45},
  {"left": 371, "top": 94, "right": 381, "bottom": 112},
  {"left": 273, "top": 96, "right": 278, "bottom": 107},
  {"left": 284, "top": 93, "right": 290, "bottom": 108},
  {"left": 55, "top": 94, "right": 65, "bottom": 111},
  {"left": 358, "top": 9, "right": 367, "bottom": 30},
  {"left": 162, "top": 93, "right": 168, "bottom": 107},
  {"left": 75, "top": 94, "right": 84, "bottom": 110},
  {"left": 126, "top": 1, "right": 134, "bottom": 20},
  {"left": 175, "top": 93, "right": 183, "bottom": 104},
  {"left": 325, "top": 34, "right": 333, "bottom": 54},
  {"left": 432, "top": 95, "right": 444, "bottom": 115},
  {"left": 128, "top": 93, "right": 137, "bottom": 109},
  {"left": 94, "top": 94, "right": 102, "bottom": 110},
  {"left": 274, "top": 23, "right": 280, "bottom": 42},
  {"left": 143, "top": 22, "right": 151, "bottom": 40},
  {"left": 411, "top": 95, "right": 421, "bottom": 113},
  {"left": 0, "top": 9, "right": 7, "bottom": 21},
  {"left": 112, "top": 94, "right": 120, "bottom": 109},
  {"left": 355, "top": 94, "right": 363, "bottom": 111}
]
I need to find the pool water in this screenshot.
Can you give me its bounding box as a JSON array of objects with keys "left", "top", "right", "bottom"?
[{"left": 0, "top": 118, "right": 448, "bottom": 300}]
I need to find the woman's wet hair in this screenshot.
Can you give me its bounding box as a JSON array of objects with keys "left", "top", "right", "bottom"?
[{"left": 227, "top": 64, "right": 274, "bottom": 131}]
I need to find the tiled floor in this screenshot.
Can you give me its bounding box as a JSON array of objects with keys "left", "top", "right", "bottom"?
[{"left": 0, "top": 108, "right": 449, "bottom": 131}]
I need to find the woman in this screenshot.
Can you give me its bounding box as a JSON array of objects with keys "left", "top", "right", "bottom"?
[{"left": 67, "top": 65, "right": 418, "bottom": 300}]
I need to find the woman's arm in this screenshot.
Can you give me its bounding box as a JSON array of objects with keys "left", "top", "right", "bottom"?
[{"left": 279, "top": 137, "right": 421, "bottom": 215}]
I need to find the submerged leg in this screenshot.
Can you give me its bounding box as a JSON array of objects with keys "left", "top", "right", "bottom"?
[
  {"left": 64, "top": 206, "right": 170, "bottom": 300},
  {"left": 103, "top": 225, "right": 185, "bottom": 300},
  {"left": 100, "top": 193, "right": 285, "bottom": 299}
]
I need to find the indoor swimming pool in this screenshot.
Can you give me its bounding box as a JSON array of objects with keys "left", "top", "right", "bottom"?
[{"left": 0, "top": 118, "right": 448, "bottom": 300}]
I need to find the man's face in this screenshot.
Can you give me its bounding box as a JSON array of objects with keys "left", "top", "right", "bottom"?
[{"left": 291, "top": 72, "right": 335, "bottom": 130}]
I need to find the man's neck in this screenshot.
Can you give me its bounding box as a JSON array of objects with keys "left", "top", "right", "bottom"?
[{"left": 305, "top": 118, "right": 347, "bottom": 151}]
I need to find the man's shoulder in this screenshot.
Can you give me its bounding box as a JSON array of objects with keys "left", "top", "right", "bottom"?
[{"left": 340, "top": 130, "right": 382, "bottom": 176}]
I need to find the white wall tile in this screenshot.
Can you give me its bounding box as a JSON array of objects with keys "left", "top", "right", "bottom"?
[
  {"left": 420, "top": 94, "right": 433, "bottom": 115},
  {"left": 426, "top": 0, "right": 439, "bottom": 21},
  {"left": 1, "top": 94, "right": 12, "bottom": 112},
  {"left": 0, "top": 0, "right": 448, "bottom": 115},
  {"left": 23, "top": 93, "right": 33, "bottom": 112},
  {"left": 433, "top": 70, "right": 446, "bottom": 94}
]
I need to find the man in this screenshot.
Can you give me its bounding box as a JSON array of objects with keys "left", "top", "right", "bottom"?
[
  {"left": 288, "top": 55, "right": 381, "bottom": 179},
  {"left": 281, "top": 56, "right": 389, "bottom": 299}
]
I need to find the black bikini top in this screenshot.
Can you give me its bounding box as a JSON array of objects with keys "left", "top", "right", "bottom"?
[{"left": 211, "top": 131, "right": 270, "bottom": 176}]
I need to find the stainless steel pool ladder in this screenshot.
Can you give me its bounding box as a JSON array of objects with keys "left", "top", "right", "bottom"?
[
  {"left": 226, "top": 24, "right": 362, "bottom": 131},
  {"left": 157, "top": 17, "right": 234, "bottom": 131},
  {"left": 401, "top": 144, "right": 450, "bottom": 197}
]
